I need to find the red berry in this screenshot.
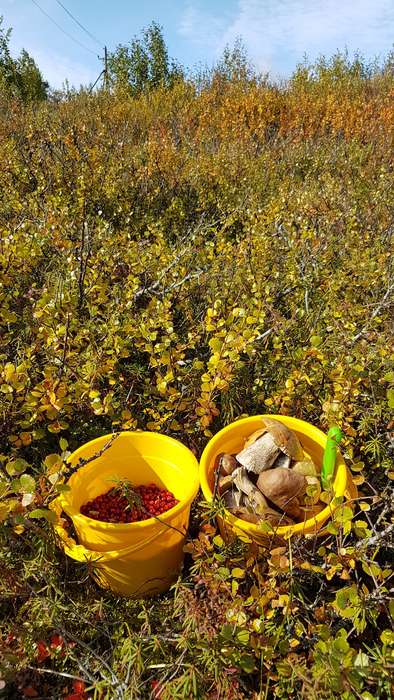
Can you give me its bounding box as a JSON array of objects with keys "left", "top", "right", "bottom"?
[
  {"left": 72, "top": 680, "right": 86, "bottom": 693},
  {"left": 80, "top": 483, "right": 177, "bottom": 523}
]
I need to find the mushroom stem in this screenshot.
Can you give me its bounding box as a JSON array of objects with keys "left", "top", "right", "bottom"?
[{"left": 236, "top": 432, "right": 280, "bottom": 474}]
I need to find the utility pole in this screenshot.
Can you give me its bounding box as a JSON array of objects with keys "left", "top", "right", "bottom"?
[
  {"left": 89, "top": 46, "right": 108, "bottom": 93},
  {"left": 103, "top": 45, "right": 108, "bottom": 89}
]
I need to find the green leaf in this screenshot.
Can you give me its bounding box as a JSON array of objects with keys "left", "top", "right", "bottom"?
[
  {"left": 239, "top": 653, "right": 255, "bottom": 673},
  {"left": 380, "top": 629, "right": 394, "bottom": 645},
  {"left": 59, "top": 438, "right": 68, "bottom": 451},
  {"left": 354, "top": 652, "right": 369, "bottom": 668},
  {"left": 383, "top": 371, "right": 394, "bottom": 383},
  {"left": 231, "top": 567, "right": 245, "bottom": 579},
  {"left": 310, "top": 335, "right": 323, "bottom": 347},
  {"left": 19, "top": 474, "right": 36, "bottom": 493},
  {"left": 387, "top": 388, "right": 394, "bottom": 408},
  {"left": 336, "top": 589, "right": 350, "bottom": 610},
  {"left": 213, "top": 534, "right": 224, "bottom": 548},
  {"left": 29, "top": 509, "right": 57, "bottom": 523},
  {"left": 208, "top": 337, "right": 222, "bottom": 353},
  {"left": 44, "top": 453, "right": 62, "bottom": 469},
  {"left": 333, "top": 636, "right": 350, "bottom": 654},
  {"left": 216, "top": 566, "right": 230, "bottom": 580},
  {"left": 6, "top": 458, "right": 29, "bottom": 476},
  {"left": 55, "top": 484, "right": 71, "bottom": 493},
  {"left": 221, "top": 624, "right": 234, "bottom": 641},
  {"left": 236, "top": 628, "right": 250, "bottom": 645}
]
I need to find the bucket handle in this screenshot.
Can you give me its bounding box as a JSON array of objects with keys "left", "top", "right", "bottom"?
[{"left": 49, "top": 497, "right": 172, "bottom": 564}]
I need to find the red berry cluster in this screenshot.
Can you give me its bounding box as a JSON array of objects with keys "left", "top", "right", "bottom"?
[{"left": 80, "top": 483, "right": 179, "bottom": 523}]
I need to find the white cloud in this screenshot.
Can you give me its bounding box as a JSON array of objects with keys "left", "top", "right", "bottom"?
[
  {"left": 32, "top": 47, "right": 98, "bottom": 89},
  {"left": 178, "top": 0, "right": 394, "bottom": 75},
  {"left": 179, "top": 2, "right": 229, "bottom": 48}
]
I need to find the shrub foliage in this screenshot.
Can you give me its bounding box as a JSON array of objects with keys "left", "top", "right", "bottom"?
[{"left": 0, "top": 49, "right": 393, "bottom": 699}]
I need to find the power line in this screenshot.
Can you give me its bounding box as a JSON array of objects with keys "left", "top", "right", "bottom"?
[
  {"left": 30, "top": 0, "right": 99, "bottom": 56},
  {"left": 54, "top": 0, "right": 102, "bottom": 47}
]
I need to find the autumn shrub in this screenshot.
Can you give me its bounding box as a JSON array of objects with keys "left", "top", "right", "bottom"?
[{"left": 0, "top": 52, "right": 393, "bottom": 699}]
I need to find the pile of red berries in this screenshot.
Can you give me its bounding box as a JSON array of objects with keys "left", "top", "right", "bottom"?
[{"left": 80, "top": 483, "right": 179, "bottom": 523}]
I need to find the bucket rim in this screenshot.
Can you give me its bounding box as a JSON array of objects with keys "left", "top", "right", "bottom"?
[
  {"left": 199, "top": 414, "right": 349, "bottom": 537},
  {"left": 59, "top": 430, "right": 200, "bottom": 531}
]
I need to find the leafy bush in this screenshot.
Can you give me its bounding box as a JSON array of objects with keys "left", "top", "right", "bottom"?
[
  {"left": 0, "top": 50, "right": 393, "bottom": 699},
  {"left": 0, "top": 17, "right": 48, "bottom": 101}
]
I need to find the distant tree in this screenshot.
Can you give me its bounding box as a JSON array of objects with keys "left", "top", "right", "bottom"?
[
  {"left": 0, "top": 16, "right": 48, "bottom": 101},
  {"left": 215, "top": 37, "right": 255, "bottom": 83},
  {"left": 193, "top": 37, "right": 260, "bottom": 92},
  {"left": 108, "top": 22, "right": 183, "bottom": 95}
]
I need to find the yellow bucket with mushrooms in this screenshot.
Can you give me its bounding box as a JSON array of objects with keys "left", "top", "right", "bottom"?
[{"left": 199, "top": 415, "right": 357, "bottom": 542}]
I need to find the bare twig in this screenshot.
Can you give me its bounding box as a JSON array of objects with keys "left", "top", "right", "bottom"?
[
  {"left": 353, "top": 522, "right": 394, "bottom": 550},
  {"left": 26, "top": 665, "right": 86, "bottom": 683},
  {"left": 57, "top": 312, "right": 70, "bottom": 380},
  {"left": 352, "top": 282, "right": 394, "bottom": 343},
  {"left": 65, "top": 432, "right": 119, "bottom": 475},
  {"left": 77, "top": 220, "right": 92, "bottom": 310}
]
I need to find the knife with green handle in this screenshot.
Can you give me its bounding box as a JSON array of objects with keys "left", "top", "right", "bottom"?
[{"left": 321, "top": 426, "right": 343, "bottom": 490}]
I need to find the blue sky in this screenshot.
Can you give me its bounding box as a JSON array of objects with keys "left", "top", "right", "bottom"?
[{"left": 3, "top": 0, "right": 394, "bottom": 88}]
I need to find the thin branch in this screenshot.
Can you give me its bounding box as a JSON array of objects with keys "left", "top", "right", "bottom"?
[
  {"left": 65, "top": 432, "right": 119, "bottom": 475},
  {"left": 57, "top": 312, "right": 70, "bottom": 380},
  {"left": 26, "top": 665, "right": 86, "bottom": 683},
  {"left": 353, "top": 522, "right": 394, "bottom": 551},
  {"left": 352, "top": 282, "right": 394, "bottom": 343}
]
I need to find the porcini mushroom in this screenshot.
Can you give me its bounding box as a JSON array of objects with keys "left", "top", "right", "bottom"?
[
  {"left": 233, "top": 467, "right": 268, "bottom": 515},
  {"left": 257, "top": 467, "right": 306, "bottom": 519},
  {"left": 219, "top": 453, "right": 238, "bottom": 476},
  {"left": 218, "top": 474, "right": 234, "bottom": 495},
  {"left": 236, "top": 418, "right": 304, "bottom": 474},
  {"left": 261, "top": 418, "right": 304, "bottom": 461}
]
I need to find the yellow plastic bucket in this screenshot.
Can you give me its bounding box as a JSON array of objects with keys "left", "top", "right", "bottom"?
[
  {"left": 50, "top": 431, "right": 199, "bottom": 596},
  {"left": 199, "top": 415, "right": 357, "bottom": 543}
]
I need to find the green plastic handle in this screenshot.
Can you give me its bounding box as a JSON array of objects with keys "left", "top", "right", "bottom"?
[{"left": 321, "top": 426, "right": 343, "bottom": 489}]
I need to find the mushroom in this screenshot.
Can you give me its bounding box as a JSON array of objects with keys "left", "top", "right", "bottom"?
[
  {"left": 218, "top": 474, "right": 234, "bottom": 495},
  {"left": 233, "top": 467, "right": 269, "bottom": 516},
  {"left": 261, "top": 418, "right": 304, "bottom": 461},
  {"left": 236, "top": 418, "right": 304, "bottom": 474},
  {"left": 259, "top": 509, "right": 294, "bottom": 527},
  {"left": 257, "top": 467, "right": 306, "bottom": 519},
  {"left": 272, "top": 452, "right": 291, "bottom": 469},
  {"left": 218, "top": 453, "right": 238, "bottom": 476},
  {"left": 227, "top": 492, "right": 293, "bottom": 526},
  {"left": 236, "top": 431, "right": 281, "bottom": 474},
  {"left": 231, "top": 505, "right": 260, "bottom": 524},
  {"left": 232, "top": 498, "right": 294, "bottom": 527},
  {"left": 223, "top": 488, "right": 243, "bottom": 510}
]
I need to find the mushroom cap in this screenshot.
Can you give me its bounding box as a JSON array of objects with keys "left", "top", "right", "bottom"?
[
  {"left": 261, "top": 417, "right": 304, "bottom": 460},
  {"left": 219, "top": 453, "right": 238, "bottom": 476},
  {"left": 257, "top": 467, "right": 306, "bottom": 519},
  {"left": 244, "top": 428, "right": 267, "bottom": 449}
]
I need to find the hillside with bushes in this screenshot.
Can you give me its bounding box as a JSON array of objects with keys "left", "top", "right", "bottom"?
[{"left": 0, "top": 23, "right": 393, "bottom": 699}]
